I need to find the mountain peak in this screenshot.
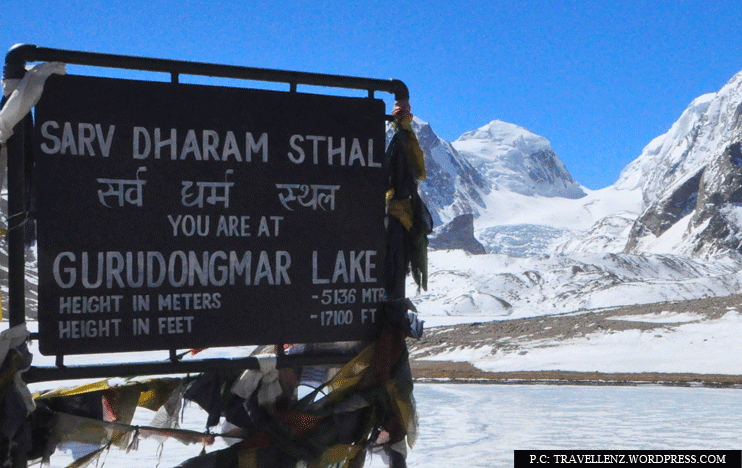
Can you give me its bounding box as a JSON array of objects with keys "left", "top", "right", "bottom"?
[
  {"left": 455, "top": 120, "right": 551, "bottom": 154},
  {"left": 611, "top": 68, "right": 742, "bottom": 260},
  {"left": 452, "top": 120, "right": 585, "bottom": 199},
  {"left": 615, "top": 70, "right": 742, "bottom": 201}
]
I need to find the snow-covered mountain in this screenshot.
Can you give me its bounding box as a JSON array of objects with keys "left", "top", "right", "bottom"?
[
  {"left": 619, "top": 71, "right": 742, "bottom": 259},
  {"left": 415, "top": 70, "right": 742, "bottom": 261},
  {"left": 404, "top": 68, "right": 742, "bottom": 319},
  {"left": 401, "top": 118, "right": 620, "bottom": 255},
  {"left": 406, "top": 118, "right": 642, "bottom": 256},
  {"left": 453, "top": 120, "right": 585, "bottom": 199}
]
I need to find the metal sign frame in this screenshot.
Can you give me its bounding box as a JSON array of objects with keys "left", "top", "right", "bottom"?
[{"left": 2, "top": 44, "right": 409, "bottom": 383}]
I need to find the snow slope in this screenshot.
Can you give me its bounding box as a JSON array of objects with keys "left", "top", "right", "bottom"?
[
  {"left": 420, "top": 310, "right": 742, "bottom": 375},
  {"left": 409, "top": 249, "right": 742, "bottom": 321}
]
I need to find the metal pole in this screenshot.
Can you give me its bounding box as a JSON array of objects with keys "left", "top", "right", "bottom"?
[
  {"left": 23, "top": 349, "right": 356, "bottom": 383},
  {"left": 5, "top": 44, "right": 410, "bottom": 101},
  {"left": 3, "top": 47, "right": 29, "bottom": 331},
  {"left": 1, "top": 61, "right": 29, "bottom": 466},
  {"left": 4, "top": 116, "right": 26, "bottom": 330}
]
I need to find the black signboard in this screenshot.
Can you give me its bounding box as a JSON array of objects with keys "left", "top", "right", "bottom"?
[{"left": 34, "top": 74, "right": 388, "bottom": 355}]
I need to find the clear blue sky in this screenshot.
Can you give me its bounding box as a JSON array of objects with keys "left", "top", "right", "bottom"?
[{"left": 4, "top": 0, "right": 742, "bottom": 189}]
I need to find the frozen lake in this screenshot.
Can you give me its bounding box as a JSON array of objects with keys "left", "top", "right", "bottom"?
[
  {"left": 382, "top": 383, "right": 742, "bottom": 467},
  {"left": 44, "top": 383, "right": 742, "bottom": 468}
]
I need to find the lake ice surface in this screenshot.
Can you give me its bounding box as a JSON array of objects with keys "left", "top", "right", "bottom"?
[{"left": 41, "top": 383, "right": 742, "bottom": 468}]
